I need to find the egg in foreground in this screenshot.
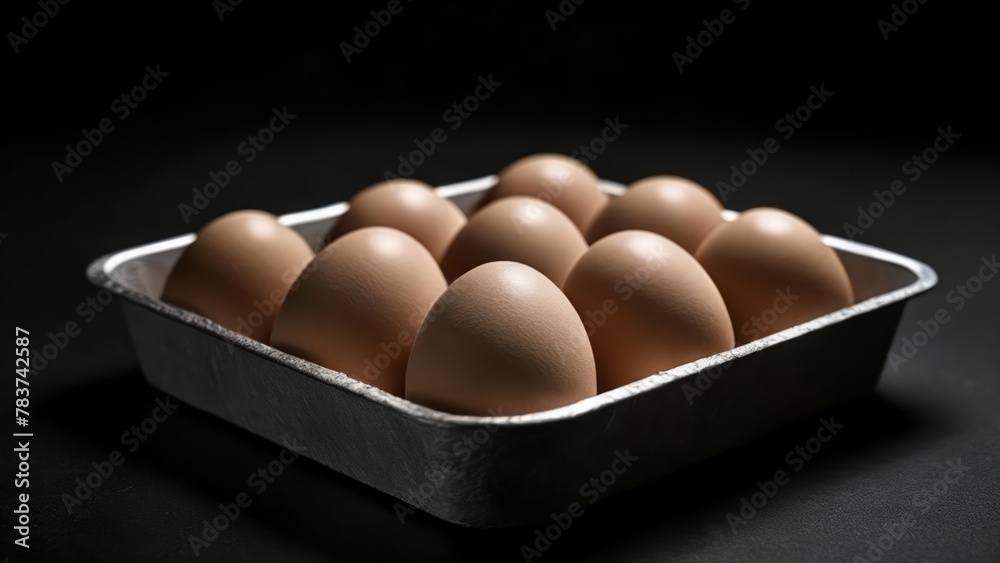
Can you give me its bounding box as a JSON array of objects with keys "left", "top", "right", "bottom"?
[{"left": 405, "top": 261, "right": 597, "bottom": 415}]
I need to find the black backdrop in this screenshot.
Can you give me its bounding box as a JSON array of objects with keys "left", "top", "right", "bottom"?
[{"left": 2, "top": 1, "right": 999, "bottom": 562}]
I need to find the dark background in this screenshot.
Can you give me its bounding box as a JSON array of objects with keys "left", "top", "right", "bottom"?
[{"left": 2, "top": 1, "right": 999, "bottom": 561}]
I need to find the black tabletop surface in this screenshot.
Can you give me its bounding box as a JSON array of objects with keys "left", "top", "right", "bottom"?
[{"left": 3, "top": 2, "right": 998, "bottom": 562}]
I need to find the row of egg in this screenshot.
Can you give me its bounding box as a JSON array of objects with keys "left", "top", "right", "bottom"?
[{"left": 161, "top": 154, "right": 854, "bottom": 416}]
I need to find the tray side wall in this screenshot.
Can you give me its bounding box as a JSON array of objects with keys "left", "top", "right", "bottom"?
[{"left": 121, "top": 294, "right": 905, "bottom": 527}]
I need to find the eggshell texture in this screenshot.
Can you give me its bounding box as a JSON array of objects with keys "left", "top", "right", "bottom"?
[
  {"left": 440, "top": 197, "right": 588, "bottom": 287},
  {"left": 326, "top": 179, "right": 467, "bottom": 262},
  {"left": 160, "top": 210, "right": 314, "bottom": 343},
  {"left": 586, "top": 176, "right": 725, "bottom": 253},
  {"left": 562, "top": 230, "right": 735, "bottom": 392},
  {"left": 479, "top": 153, "right": 608, "bottom": 232},
  {"left": 270, "top": 227, "right": 447, "bottom": 396},
  {"left": 405, "top": 261, "right": 597, "bottom": 416},
  {"left": 694, "top": 207, "right": 855, "bottom": 343}
]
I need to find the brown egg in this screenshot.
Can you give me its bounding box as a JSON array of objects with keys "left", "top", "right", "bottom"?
[
  {"left": 161, "top": 210, "right": 314, "bottom": 343},
  {"left": 694, "top": 207, "right": 855, "bottom": 343},
  {"left": 562, "top": 230, "right": 735, "bottom": 392},
  {"left": 326, "top": 179, "right": 467, "bottom": 262},
  {"left": 479, "top": 153, "right": 608, "bottom": 233},
  {"left": 270, "top": 227, "right": 447, "bottom": 396},
  {"left": 586, "top": 175, "right": 725, "bottom": 253},
  {"left": 405, "top": 261, "right": 597, "bottom": 415},
  {"left": 440, "top": 196, "right": 588, "bottom": 287}
]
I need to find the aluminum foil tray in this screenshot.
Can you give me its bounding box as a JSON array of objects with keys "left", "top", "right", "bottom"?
[{"left": 86, "top": 176, "right": 937, "bottom": 528}]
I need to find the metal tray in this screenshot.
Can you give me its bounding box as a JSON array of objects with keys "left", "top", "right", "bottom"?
[{"left": 86, "top": 176, "right": 937, "bottom": 528}]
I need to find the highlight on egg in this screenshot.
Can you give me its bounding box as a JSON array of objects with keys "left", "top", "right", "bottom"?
[
  {"left": 160, "top": 210, "right": 314, "bottom": 343},
  {"left": 270, "top": 226, "right": 447, "bottom": 396},
  {"left": 440, "top": 196, "right": 588, "bottom": 287},
  {"left": 586, "top": 175, "right": 725, "bottom": 253},
  {"left": 326, "top": 179, "right": 467, "bottom": 263},
  {"left": 405, "top": 261, "right": 598, "bottom": 416},
  {"left": 694, "top": 207, "right": 855, "bottom": 343},
  {"left": 479, "top": 153, "right": 609, "bottom": 233},
  {"left": 562, "top": 230, "right": 735, "bottom": 392}
]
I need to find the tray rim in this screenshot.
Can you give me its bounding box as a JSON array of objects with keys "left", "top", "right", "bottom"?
[{"left": 86, "top": 175, "right": 939, "bottom": 428}]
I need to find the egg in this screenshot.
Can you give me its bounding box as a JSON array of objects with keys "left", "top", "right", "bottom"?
[
  {"left": 440, "top": 197, "right": 588, "bottom": 286},
  {"left": 326, "top": 179, "right": 467, "bottom": 262},
  {"left": 270, "top": 227, "right": 447, "bottom": 396},
  {"left": 479, "top": 153, "right": 609, "bottom": 233},
  {"left": 160, "top": 210, "right": 314, "bottom": 342},
  {"left": 405, "top": 261, "right": 597, "bottom": 416},
  {"left": 562, "top": 230, "right": 735, "bottom": 392},
  {"left": 586, "top": 175, "right": 725, "bottom": 253},
  {"left": 694, "top": 207, "right": 855, "bottom": 343}
]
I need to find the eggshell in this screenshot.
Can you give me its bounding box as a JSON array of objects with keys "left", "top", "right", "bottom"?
[
  {"left": 271, "top": 227, "right": 447, "bottom": 396},
  {"left": 562, "top": 230, "right": 735, "bottom": 392},
  {"left": 326, "top": 179, "right": 467, "bottom": 262},
  {"left": 479, "top": 153, "right": 608, "bottom": 232},
  {"left": 694, "top": 207, "right": 855, "bottom": 343},
  {"left": 405, "top": 261, "right": 597, "bottom": 416},
  {"left": 586, "top": 175, "right": 725, "bottom": 253},
  {"left": 160, "top": 210, "right": 314, "bottom": 343},
  {"left": 440, "top": 197, "right": 588, "bottom": 286}
]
